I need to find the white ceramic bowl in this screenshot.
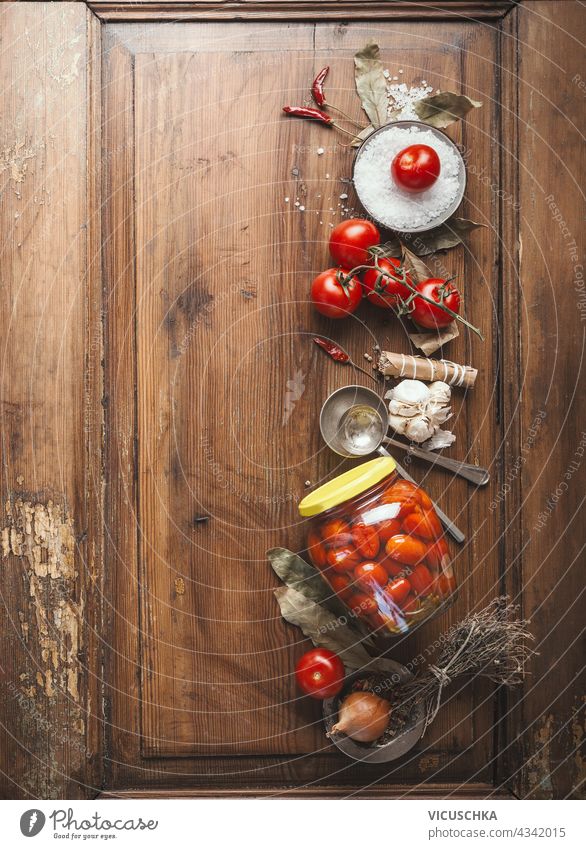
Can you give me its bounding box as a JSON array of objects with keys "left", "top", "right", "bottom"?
[{"left": 352, "top": 120, "right": 466, "bottom": 234}]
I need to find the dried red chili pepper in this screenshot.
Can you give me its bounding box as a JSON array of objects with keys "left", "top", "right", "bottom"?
[
  {"left": 313, "top": 336, "right": 350, "bottom": 362},
  {"left": 282, "top": 105, "right": 332, "bottom": 124},
  {"left": 313, "top": 337, "right": 378, "bottom": 383},
  {"left": 312, "top": 66, "right": 329, "bottom": 107}
]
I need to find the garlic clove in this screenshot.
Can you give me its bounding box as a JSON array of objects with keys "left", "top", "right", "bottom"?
[
  {"left": 423, "top": 429, "right": 457, "bottom": 451},
  {"left": 427, "top": 380, "right": 452, "bottom": 404},
  {"left": 388, "top": 399, "right": 421, "bottom": 418},
  {"left": 389, "top": 379, "right": 431, "bottom": 407},
  {"left": 427, "top": 402, "right": 453, "bottom": 425},
  {"left": 404, "top": 415, "right": 436, "bottom": 443},
  {"left": 388, "top": 413, "right": 410, "bottom": 435}
]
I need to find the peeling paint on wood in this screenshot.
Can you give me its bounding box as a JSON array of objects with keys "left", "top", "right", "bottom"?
[
  {"left": 1, "top": 498, "right": 82, "bottom": 701},
  {"left": 525, "top": 714, "right": 554, "bottom": 799},
  {"left": 0, "top": 140, "right": 36, "bottom": 185},
  {"left": 571, "top": 697, "right": 585, "bottom": 799}
]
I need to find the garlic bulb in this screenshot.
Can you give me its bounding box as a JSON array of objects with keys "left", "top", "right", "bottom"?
[
  {"left": 387, "top": 378, "right": 454, "bottom": 447},
  {"left": 331, "top": 691, "right": 391, "bottom": 743},
  {"left": 389, "top": 380, "right": 428, "bottom": 407},
  {"left": 428, "top": 381, "right": 451, "bottom": 405},
  {"left": 404, "top": 416, "right": 436, "bottom": 443}
]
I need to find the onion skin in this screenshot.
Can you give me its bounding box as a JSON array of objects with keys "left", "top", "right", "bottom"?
[{"left": 331, "top": 691, "right": 391, "bottom": 742}]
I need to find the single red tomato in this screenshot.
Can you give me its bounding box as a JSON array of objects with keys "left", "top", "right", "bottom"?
[
  {"left": 409, "top": 564, "right": 434, "bottom": 596},
  {"left": 295, "top": 648, "right": 345, "bottom": 699},
  {"left": 352, "top": 523, "right": 380, "bottom": 558},
  {"left": 329, "top": 218, "right": 380, "bottom": 269},
  {"left": 385, "top": 534, "right": 428, "bottom": 566},
  {"left": 311, "top": 267, "right": 362, "bottom": 319},
  {"left": 391, "top": 144, "right": 441, "bottom": 193},
  {"left": 410, "top": 278, "right": 461, "bottom": 330},
  {"left": 384, "top": 577, "right": 412, "bottom": 605},
  {"left": 347, "top": 592, "right": 378, "bottom": 617},
  {"left": 361, "top": 257, "right": 412, "bottom": 309},
  {"left": 354, "top": 560, "right": 388, "bottom": 588}
]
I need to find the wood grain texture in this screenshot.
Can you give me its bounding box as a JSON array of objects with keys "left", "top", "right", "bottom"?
[
  {"left": 103, "top": 18, "right": 504, "bottom": 789},
  {"left": 0, "top": 2, "right": 102, "bottom": 799},
  {"left": 508, "top": 0, "right": 585, "bottom": 800},
  {"left": 88, "top": 1, "right": 514, "bottom": 23}
]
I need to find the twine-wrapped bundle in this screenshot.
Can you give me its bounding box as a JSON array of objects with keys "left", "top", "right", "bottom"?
[{"left": 379, "top": 351, "right": 477, "bottom": 388}]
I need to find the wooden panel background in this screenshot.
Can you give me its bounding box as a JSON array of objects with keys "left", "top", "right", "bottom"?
[
  {"left": 104, "top": 18, "right": 501, "bottom": 777},
  {"left": 0, "top": 0, "right": 583, "bottom": 800}
]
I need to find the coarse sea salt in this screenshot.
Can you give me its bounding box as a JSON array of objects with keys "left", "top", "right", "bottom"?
[{"left": 353, "top": 125, "right": 462, "bottom": 231}]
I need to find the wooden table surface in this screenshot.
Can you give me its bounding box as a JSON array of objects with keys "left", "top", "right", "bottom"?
[{"left": 0, "top": 1, "right": 583, "bottom": 799}]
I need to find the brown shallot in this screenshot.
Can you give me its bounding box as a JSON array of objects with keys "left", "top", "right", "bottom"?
[{"left": 330, "top": 691, "right": 391, "bottom": 742}]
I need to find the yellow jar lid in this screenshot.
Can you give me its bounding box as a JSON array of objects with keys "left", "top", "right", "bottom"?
[{"left": 298, "top": 456, "right": 396, "bottom": 518}]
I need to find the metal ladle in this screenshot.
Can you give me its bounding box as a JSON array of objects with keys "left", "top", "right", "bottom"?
[{"left": 320, "top": 385, "right": 465, "bottom": 544}]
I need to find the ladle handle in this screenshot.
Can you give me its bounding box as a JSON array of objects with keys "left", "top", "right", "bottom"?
[
  {"left": 377, "top": 447, "right": 466, "bottom": 545},
  {"left": 384, "top": 437, "right": 490, "bottom": 486}
]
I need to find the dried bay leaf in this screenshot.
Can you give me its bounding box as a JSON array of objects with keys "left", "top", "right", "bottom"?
[
  {"left": 267, "top": 547, "right": 347, "bottom": 618},
  {"left": 354, "top": 42, "right": 388, "bottom": 129},
  {"left": 401, "top": 245, "right": 432, "bottom": 284},
  {"left": 414, "top": 92, "right": 482, "bottom": 129},
  {"left": 370, "top": 235, "right": 402, "bottom": 259},
  {"left": 408, "top": 321, "right": 460, "bottom": 355},
  {"left": 274, "top": 586, "right": 388, "bottom": 672},
  {"left": 350, "top": 124, "right": 375, "bottom": 148},
  {"left": 399, "top": 218, "right": 486, "bottom": 256}
]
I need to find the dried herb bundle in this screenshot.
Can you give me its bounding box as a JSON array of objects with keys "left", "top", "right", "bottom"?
[{"left": 391, "top": 597, "right": 536, "bottom": 730}]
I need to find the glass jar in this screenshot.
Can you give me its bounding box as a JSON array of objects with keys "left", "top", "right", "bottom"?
[{"left": 298, "top": 457, "right": 457, "bottom": 638}]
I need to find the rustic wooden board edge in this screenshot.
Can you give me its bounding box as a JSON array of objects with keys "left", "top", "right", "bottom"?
[
  {"left": 0, "top": 1, "right": 104, "bottom": 800},
  {"left": 87, "top": 1, "right": 515, "bottom": 23},
  {"left": 496, "top": 3, "right": 524, "bottom": 798},
  {"left": 98, "top": 781, "right": 514, "bottom": 798}
]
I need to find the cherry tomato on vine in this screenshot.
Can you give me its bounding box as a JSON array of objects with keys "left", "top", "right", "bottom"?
[
  {"left": 361, "top": 257, "right": 412, "bottom": 309},
  {"left": 329, "top": 218, "right": 380, "bottom": 269},
  {"left": 410, "top": 278, "right": 461, "bottom": 330},
  {"left": 311, "top": 268, "right": 362, "bottom": 319},
  {"left": 391, "top": 144, "right": 441, "bottom": 193},
  {"left": 295, "top": 648, "right": 345, "bottom": 699}
]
